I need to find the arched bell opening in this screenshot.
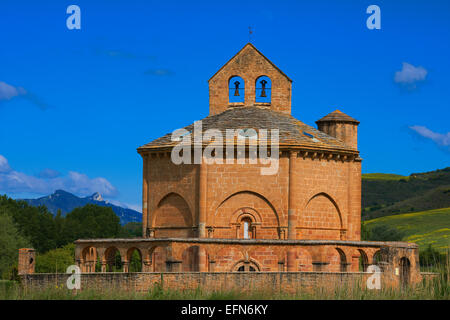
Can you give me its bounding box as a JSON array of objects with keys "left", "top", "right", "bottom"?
[
  {"left": 229, "top": 76, "right": 245, "bottom": 103},
  {"left": 255, "top": 76, "right": 271, "bottom": 103}
]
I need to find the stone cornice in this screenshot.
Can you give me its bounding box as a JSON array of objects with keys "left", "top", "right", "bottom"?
[{"left": 74, "top": 237, "right": 417, "bottom": 249}]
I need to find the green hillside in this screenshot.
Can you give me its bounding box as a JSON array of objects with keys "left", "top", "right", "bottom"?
[
  {"left": 362, "top": 167, "right": 450, "bottom": 220},
  {"left": 364, "top": 207, "right": 450, "bottom": 252},
  {"left": 362, "top": 173, "right": 409, "bottom": 181}
]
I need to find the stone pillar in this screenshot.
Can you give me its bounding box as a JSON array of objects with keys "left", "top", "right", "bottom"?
[
  {"left": 142, "top": 260, "right": 152, "bottom": 272},
  {"left": 209, "top": 260, "right": 216, "bottom": 272},
  {"left": 312, "top": 262, "right": 329, "bottom": 272},
  {"left": 77, "top": 259, "right": 85, "bottom": 273},
  {"left": 198, "top": 161, "right": 207, "bottom": 238},
  {"left": 287, "top": 150, "right": 298, "bottom": 239},
  {"left": 286, "top": 249, "right": 297, "bottom": 272},
  {"left": 287, "top": 151, "right": 298, "bottom": 271},
  {"left": 122, "top": 261, "right": 129, "bottom": 273},
  {"left": 18, "top": 248, "right": 35, "bottom": 275},
  {"left": 101, "top": 262, "right": 107, "bottom": 273},
  {"left": 142, "top": 154, "right": 149, "bottom": 237},
  {"left": 166, "top": 260, "right": 182, "bottom": 272},
  {"left": 198, "top": 247, "right": 207, "bottom": 272}
]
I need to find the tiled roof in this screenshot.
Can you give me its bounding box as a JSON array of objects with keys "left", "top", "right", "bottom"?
[
  {"left": 316, "top": 110, "right": 359, "bottom": 124},
  {"left": 138, "top": 107, "right": 356, "bottom": 152}
]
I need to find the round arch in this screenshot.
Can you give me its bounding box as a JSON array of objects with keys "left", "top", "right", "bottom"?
[
  {"left": 300, "top": 192, "right": 344, "bottom": 240},
  {"left": 358, "top": 249, "right": 369, "bottom": 272},
  {"left": 228, "top": 75, "right": 245, "bottom": 103},
  {"left": 81, "top": 246, "right": 98, "bottom": 273},
  {"left": 126, "top": 247, "right": 143, "bottom": 272},
  {"left": 231, "top": 259, "right": 261, "bottom": 272},
  {"left": 151, "top": 192, "right": 194, "bottom": 237},
  {"left": 255, "top": 75, "right": 272, "bottom": 103},
  {"left": 399, "top": 257, "right": 411, "bottom": 288},
  {"left": 214, "top": 190, "right": 280, "bottom": 225},
  {"left": 304, "top": 192, "right": 343, "bottom": 227},
  {"left": 104, "top": 246, "right": 122, "bottom": 272}
]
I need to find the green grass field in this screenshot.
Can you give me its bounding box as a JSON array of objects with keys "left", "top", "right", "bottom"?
[
  {"left": 362, "top": 173, "right": 409, "bottom": 181},
  {"left": 364, "top": 207, "right": 450, "bottom": 252}
]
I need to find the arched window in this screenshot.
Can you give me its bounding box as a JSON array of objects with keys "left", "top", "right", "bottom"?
[
  {"left": 234, "top": 261, "right": 259, "bottom": 272},
  {"left": 241, "top": 217, "right": 253, "bottom": 239},
  {"left": 229, "top": 76, "right": 245, "bottom": 103},
  {"left": 255, "top": 76, "right": 271, "bottom": 103}
]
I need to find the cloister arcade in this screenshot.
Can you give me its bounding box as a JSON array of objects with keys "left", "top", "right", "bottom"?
[{"left": 75, "top": 238, "right": 419, "bottom": 287}]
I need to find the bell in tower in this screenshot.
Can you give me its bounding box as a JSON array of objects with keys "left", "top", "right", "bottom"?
[
  {"left": 234, "top": 81, "right": 241, "bottom": 96},
  {"left": 259, "top": 79, "right": 267, "bottom": 97}
]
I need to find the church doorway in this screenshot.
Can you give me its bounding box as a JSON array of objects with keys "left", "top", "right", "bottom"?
[{"left": 399, "top": 257, "right": 411, "bottom": 288}]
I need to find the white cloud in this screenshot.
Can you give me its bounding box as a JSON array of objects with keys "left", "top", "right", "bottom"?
[
  {"left": 394, "top": 63, "right": 427, "bottom": 87},
  {"left": 409, "top": 125, "right": 450, "bottom": 147},
  {"left": 0, "top": 155, "right": 12, "bottom": 173},
  {"left": 38, "top": 168, "right": 61, "bottom": 179},
  {"left": 0, "top": 81, "right": 26, "bottom": 101},
  {"left": 0, "top": 81, "right": 48, "bottom": 109},
  {"left": 0, "top": 154, "right": 118, "bottom": 197}
]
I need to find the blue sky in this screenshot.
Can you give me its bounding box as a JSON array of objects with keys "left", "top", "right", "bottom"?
[{"left": 0, "top": 0, "right": 449, "bottom": 211}]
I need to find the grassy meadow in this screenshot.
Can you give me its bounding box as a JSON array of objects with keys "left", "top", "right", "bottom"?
[
  {"left": 364, "top": 207, "right": 450, "bottom": 252},
  {"left": 362, "top": 173, "right": 410, "bottom": 181}
]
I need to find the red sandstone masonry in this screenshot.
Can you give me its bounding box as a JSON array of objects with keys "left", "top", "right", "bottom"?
[
  {"left": 17, "top": 43, "right": 424, "bottom": 291},
  {"left": 20, "top": 272, "right": 380, "bottom": 294}
]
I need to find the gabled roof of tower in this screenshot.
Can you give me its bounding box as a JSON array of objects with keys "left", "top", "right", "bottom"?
[
  {"left": 208, "top": 43, "right": 292, "bottom": 83},
  {"left": 316, "top": 110, "right": 359, "bottom": 124},
  {"left": 137, "top": 107, "right": 356, "bottom": 152}
]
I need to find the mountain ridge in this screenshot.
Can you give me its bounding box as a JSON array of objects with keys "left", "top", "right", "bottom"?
[{"left": 22, "top": 190, "right": 141, "bottom": 225}]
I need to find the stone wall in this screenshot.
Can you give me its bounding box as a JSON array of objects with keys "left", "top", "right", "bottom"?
[{"left": 21, "top": 271, "right": 380, "bottom": 294}]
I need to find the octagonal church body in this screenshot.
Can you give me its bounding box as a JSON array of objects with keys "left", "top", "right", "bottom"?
[
  {"left": 140, "top": 43, "right": 361, "bottom": 245},
  {"left": 71, "top": 44, "right": 420, "bottom": 282}
]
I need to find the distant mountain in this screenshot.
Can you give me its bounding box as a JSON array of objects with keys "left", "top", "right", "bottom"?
[
  {"left": 22, "top": 190, "right": 141, "bottom": 225},
  {"left": 362, "top": 167, "right": 450, "bottom": 220}
]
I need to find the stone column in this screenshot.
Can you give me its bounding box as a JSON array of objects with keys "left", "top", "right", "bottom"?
[
  {"left": 198, "top": 247, "right": 207, "bottom": 272},
  {"left": 287, "top": 150, "right": 298, "bottom": 239},
  {"left": 142, "top": 154, "right": 149, "bottom": 237},
  {"left": 208, "top": 260, "right": 216, "bottom": 272},
  {"left": 101, "top": 262, "right": 107, "bottom": 273},
  {"left": 142, "top": 260, "right": 152, "bottom": 272},
  {"left": 286, "top": 249, "right": 297, "bottom": 272},
  {"left": 198, "top": 161, "right": 208, "bottom": 238},
  {"left": 287, "top": 151, "right": 298, "bottom": 271},
  {"left": 122, "top": 261, "right": 129, "bottom": 273},
  {"left": 166, "top": 260, "right": 182, "bottom": 272}
]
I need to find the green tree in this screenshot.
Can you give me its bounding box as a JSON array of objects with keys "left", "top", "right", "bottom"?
[
  {"left": 0, "top": 195, "right": 57, "bottom": 253},
  {"left": 121, "top": 222, "right": 143, "bottom": 238},
  {"left": 60, "top": 204, "right": 121, "bottom": 244},
  {"left": 35, "top": 243, "right": 75, "bottom": 273},
  {"left": 0, "top": 208, "right": 30, "bottom": 279}
]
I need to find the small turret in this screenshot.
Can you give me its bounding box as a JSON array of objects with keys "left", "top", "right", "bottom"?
[{"left": 316, "top": 110, "right": 360, "bottom": 150}]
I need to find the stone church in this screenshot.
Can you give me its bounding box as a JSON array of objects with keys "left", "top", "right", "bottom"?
[{"left": 20, "top": 44, "right": 421, "bottom": 288}]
